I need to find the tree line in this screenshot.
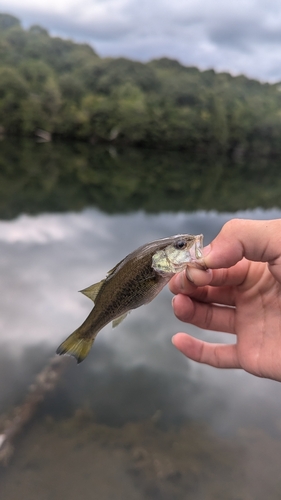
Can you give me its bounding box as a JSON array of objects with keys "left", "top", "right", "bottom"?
[{"left": 1, "top": 13, "right": 281, "bottom": 156}]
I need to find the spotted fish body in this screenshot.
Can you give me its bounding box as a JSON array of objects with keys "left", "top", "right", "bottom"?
[{"left": 56, "top": 234, "right": 204, "bottom": 363}]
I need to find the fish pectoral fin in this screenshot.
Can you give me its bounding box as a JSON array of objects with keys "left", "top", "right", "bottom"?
[
  {"left": 112, "top": 312, "right": 130, "bottom": 328},
  {"left": 56, "top": 330, "right": 94, "bottom": 364},
  {"left": 79, "top": 280, "right": 105, "bottom": 303}
]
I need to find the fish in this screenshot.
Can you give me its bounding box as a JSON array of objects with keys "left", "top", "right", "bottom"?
[{"left": 56, "top": 233, "right": 204, "bottom": 363}]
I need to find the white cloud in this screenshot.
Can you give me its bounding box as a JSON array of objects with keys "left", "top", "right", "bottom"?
[
  {"left": 0, "top": 211, "right": 113, "bottom": 244},
  {"left": 2, "top": 0, "right": 281, "bottom": 80}
]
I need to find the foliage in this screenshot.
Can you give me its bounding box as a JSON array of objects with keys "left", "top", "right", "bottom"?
[{"left": 1, "top": 13, "right": 281, "bottom": 155}]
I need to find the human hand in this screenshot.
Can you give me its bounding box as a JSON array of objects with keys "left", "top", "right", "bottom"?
[{"left": 169, "top": 219, "right": 281, "bottom": 381}]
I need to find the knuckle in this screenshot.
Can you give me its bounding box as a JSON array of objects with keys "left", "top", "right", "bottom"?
[
  {"left": 222, "top": 218, "right": 241, "bottom": 235},
  {"left": 203, "top": 304, "right": 213, "bottom": 329}
]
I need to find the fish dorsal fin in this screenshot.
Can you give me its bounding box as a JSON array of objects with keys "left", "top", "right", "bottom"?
[
  {"left": 112, "top": 312, "right": 129, "bottom": 328},
  {"left": 79, "top": 280, "right": 105, "bottom": 303},
  {"left": 106, "top": 257, "right": 126, "bottom": 279}
]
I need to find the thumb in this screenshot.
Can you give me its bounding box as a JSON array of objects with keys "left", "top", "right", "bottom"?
[{"left": 203, "top": 219, "right": 281, "bottom": 281}]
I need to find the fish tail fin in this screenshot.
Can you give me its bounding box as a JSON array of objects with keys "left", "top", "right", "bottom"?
[{"left": 56, "top": 330, "right": 94, "bottom": 364}]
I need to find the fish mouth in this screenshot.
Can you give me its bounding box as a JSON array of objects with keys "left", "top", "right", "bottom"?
[
  {"left": 189, "top": 235, "right": 208, "bottom": 270},
  {"left": 195, "top": 234, "right": 203, "bottom": 259},
  {"left": 151, "top": 233, "right": 208, "bottom": 275}
]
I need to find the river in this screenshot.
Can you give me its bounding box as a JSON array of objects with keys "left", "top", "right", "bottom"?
[{"left": 0, "top": 139, "right": 281, "bottom": 499}]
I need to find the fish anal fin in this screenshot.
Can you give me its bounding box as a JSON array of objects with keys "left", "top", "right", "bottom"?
[
  {"left": 80, "top": 280, "right": 105, "bottom": 303},
  {"left": 56, "top": 331, "right": 94, "bottom": 363},
  {"left": 112, "top": 312, "right": 129, "bottom": 328}
]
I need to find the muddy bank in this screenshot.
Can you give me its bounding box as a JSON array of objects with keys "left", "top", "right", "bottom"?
[{"left": 1, "top": 410, "right": 281, "bottom": 500}]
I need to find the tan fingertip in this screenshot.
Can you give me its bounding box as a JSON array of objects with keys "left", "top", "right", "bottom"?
[
  {"left": 185, "top": 266, "right": 213, "bottom": 286},
  {"left": 171, "top": 335, "right": 176, "bottom": 345},
  {"left": 171, "top": 332, "right": 184, "bottom": 346},
  {"left": 185, "top": 267, "right": 194, "bottom": 283}
]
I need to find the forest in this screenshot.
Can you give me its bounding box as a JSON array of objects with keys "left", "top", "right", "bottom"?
[{"left": 1, "top": 13, "right": 281, "bottom": 156}]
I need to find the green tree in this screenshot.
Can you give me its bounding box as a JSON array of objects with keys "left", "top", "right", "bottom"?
[
  {"left": 0, "top": 13, "right": 20, "bottom": 30},
  {"left": 0, "top": 67, "right": 28, "bottom": 133}
]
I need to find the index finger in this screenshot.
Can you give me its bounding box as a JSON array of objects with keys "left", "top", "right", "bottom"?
[{"left": 203, "top": 219, "right": 281, "bottom": 273}]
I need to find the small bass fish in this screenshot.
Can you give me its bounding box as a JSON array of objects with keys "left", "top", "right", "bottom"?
[{"left": 56, "top": 233, "right": 204, "bottom": 363}]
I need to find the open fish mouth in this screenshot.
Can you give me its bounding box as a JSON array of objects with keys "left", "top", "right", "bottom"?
[
  {"left": 192, "top": 234, "right": 207, "bottom": 269},
  {"left": 183, "top": 234, "right": 207, "bottom": 270},
  {"left": 191, "top": 234, "right": 204, "bottom": 260}
]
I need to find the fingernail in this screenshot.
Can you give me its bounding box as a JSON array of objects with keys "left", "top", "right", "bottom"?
[{"left": 185, "top": 267, "right": 194, "bottom": 283}]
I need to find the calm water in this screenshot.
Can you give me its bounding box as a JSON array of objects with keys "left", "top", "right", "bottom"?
[{"left": 1, "top": 139, "right": 281, "bottom": 499}]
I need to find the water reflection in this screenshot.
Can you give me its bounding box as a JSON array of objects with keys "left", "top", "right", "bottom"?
[
  {"left": 1, "top": 138, "right": 281, "bottom": 218},
  {"left": 1, "top": 208, "right": 281, "bottom": 497},
  {"left": 1, "top": 208, "right": 281, "bottom": 434}
]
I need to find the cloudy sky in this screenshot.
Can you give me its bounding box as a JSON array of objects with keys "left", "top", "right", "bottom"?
[
  {"left": 2, "top": 0, "right": 281, "bottom": 82},
  {"left": 1, "top": 208, "right": 281, "bottom": 433}
]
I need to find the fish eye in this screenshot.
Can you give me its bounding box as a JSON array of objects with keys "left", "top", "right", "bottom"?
[{"left": 174, "top": 240, "right": 186, "bottom": 250}]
